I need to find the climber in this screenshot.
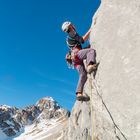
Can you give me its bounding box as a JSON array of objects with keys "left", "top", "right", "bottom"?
[{"left": 62, "top": 21, "right": 97, "bottom": 101}]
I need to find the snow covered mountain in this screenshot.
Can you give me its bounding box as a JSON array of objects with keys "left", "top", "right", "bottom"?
[{"left": 0, "top": 97, "right": 70, "bottom": 140}]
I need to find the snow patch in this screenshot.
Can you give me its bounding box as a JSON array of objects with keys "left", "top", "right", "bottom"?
[
  {"left": 0, "top": 105, "right": 11, "bottom": 111},
  {"left": 0, "top": 129, "right": 8, "bottom": 140},
  {"left": 13, "top": 118, "right": 65, "bottom": 140}
]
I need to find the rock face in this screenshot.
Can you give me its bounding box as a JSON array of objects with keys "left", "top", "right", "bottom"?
[
  {"left": 1, "top": 1, "right": 140, "bottom": 139},
  {"left": 90, "top": 0, "right": 140, "bottom": 139},
  {"left": 61, "top": 0, "right": 140, "bottom": 140},
  {"left": 0, "top": 97, "right": 69, "bottom": 140}
]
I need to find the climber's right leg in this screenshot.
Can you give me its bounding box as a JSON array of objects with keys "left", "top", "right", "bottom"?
[
  {"left": 77, "top": 48, "right": 97, "bottom": 74},
  {"left": 76, "top": 64, "right": 87, "bottom": 101}
]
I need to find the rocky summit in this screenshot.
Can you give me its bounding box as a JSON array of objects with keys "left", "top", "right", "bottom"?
[{"left": 0, "top": 97, "right": 70, "bottom": 140}]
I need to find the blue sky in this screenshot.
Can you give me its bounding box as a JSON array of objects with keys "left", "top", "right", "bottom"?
[{"left": 0, "top": 0, "right": 100, "bottom": 111}]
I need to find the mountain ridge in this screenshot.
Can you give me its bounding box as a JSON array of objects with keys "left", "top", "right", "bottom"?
[{"left": 0, "top": 97, "right": 70, "bottom": 140}]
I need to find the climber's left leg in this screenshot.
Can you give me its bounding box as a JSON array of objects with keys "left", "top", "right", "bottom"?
[{"left": 76, "top": 64, "right": 87, "bottom": 100}]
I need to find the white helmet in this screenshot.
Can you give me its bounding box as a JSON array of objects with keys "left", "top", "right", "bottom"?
[{"left": 62, "top": 21, "right": 71, "bottom": 32}]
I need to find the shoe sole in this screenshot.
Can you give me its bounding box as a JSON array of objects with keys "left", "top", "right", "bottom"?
[{"left": 76, "top": 96, "right": 90, "bottom": 101}]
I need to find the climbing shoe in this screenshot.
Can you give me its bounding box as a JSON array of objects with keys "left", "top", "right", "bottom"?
[
  {"left": 76, "top": 93, "right": 90, "bottom": 101},
  {"left": 87, "top": 64, "right": 97, "bottom": 74},
  {"left": 76, "top": 92, "right": 84, "bottom": 101},
  {"left": 77, "top": 96, "right": 85, "bottom": 101}
]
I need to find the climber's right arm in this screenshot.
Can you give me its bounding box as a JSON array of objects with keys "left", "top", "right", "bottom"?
[{"left": 82, "top": 28, "right": 91, "bottom": 42}]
